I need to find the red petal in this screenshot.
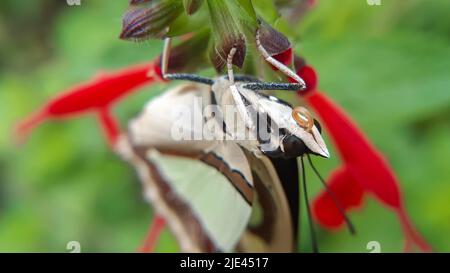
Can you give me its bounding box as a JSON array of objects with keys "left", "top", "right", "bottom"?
[
  {"left": 98, "top": 108, "right": 121, "bottom": 147},
  {"left": 46, "top": 63, "right": 154, "bottom": 114},
  {"left": 152, "top": 62, "right": 165, "bottom": 81},
  {"left": 15, "top": 62, "right": 157, "bottom": 145},
  {"left": 305, "top": 91, "right": 431, "bottom": 251},
  {"left": 138, "top": 215, "right": 166, "bottom": 253},
  {"left": 313, "top": 166, "right": 364, "bottom": 229},
  {"left": 294, "top": 65, "right": 317, "bottom": 94},
  {"left": 272, "top": 48, "right": 293, "bottom": 69},
  {"left": 306, "top": 92, "right": 401, "bottom": 207}
]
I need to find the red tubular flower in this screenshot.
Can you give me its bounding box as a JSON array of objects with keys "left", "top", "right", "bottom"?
[
  {"left": 15, "top": 62, "right": 158, "bottom": 146},
  {"left": 294, "top": 62, "right": 432, "bottom": 252},
  {"left": 15, "top": 61, "right": 165, "bottom": 252},
  {"left": 312, "top": 166, "right": 364, "bottom": 228}
]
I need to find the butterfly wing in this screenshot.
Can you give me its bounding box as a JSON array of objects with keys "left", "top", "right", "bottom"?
[
  {"left": 117, "top": 83, "right": 254, "bottom": 252},
  {"left": 238, "top": 152, "right": 299, "bottom": 252}
]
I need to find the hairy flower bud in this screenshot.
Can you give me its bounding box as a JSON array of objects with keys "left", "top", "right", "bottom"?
[
  {"left": 120, "top": 0, "right": 183, "bottom": 41},
  {"left": 258, "top": 20, "right": 291, "bottom": 57},
  {"left": 207, "top": 0, "right": 246, "bottom": 69}
]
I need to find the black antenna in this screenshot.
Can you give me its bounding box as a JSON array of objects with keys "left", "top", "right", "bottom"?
[
  {"left": 243, "top": 82, "right": 304, "bottom": 91},
  {"left": 160, "top": 37, "right": 214, "bottom": 86},
  {"left": 307, "top": 154, "right": 356, "bottom": 235},
  {"left": 164, "top": 73, "right": 214, "bottom": 85},
  {"left": 300, "top": 156, "right": 319, "bottom": 253}
]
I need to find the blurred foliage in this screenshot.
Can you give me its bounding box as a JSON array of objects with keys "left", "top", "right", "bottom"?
[{"left": 0, "top": 0, "right": 449, "bottom": 252}]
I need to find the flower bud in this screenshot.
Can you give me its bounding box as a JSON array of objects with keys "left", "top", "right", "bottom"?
[
  {"left": 120, "top": 0, "right": 183, "bottom": 41},
  {"left": 258, "top": 20, "right": 291, "bottom": 57},
  {"left": 207, "top": 0, "right": 246, "bottom": 68}
]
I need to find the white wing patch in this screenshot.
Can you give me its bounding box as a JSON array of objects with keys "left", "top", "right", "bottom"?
[
  {"left": 147, "top": 150, "right": 252, "bottom": 252},
  {"left": 129, "top": 83, "right": 215, "bottom": 152}
]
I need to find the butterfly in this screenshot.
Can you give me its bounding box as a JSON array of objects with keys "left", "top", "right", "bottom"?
[{"left": 116, "top": 35, "right": 352, "bottom": 253}]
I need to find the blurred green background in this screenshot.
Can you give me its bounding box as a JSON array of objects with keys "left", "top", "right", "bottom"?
[{"left": 0, "top": 0, "right": 449, "bottom": 252}]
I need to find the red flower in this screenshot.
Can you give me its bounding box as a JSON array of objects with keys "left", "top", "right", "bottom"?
[
  {"left": 295, "top": 63, "right": 432, "bottom": 252},
  {"left": 15, "top": 62, "right": 159, "bottom": 146},
  {"left": 14, "top": 60, "right": 168, "bottom": 252},
  {"left": 14, "top": 61, "right": 167, "bottom": 252}
]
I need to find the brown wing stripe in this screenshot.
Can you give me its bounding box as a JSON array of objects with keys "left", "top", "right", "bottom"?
[
  {"left": 200, "top": 152, "right": 254, "bottom": 206},
  {"left": 133, "top": 147, "right": 218, "bottom": 252}
]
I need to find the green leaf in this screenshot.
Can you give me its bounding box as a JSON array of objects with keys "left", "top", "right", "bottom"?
[{"left": 236, "top": 0, "right": 257, "bottom": 22}]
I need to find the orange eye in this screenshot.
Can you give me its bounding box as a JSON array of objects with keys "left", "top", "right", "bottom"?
[{"left": 292, "top": 106, "right": 314, "bottom": 132}]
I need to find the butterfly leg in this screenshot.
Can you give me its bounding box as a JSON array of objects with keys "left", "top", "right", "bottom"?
[
  {"left": 226, "top": 48, "right": 257, "bottom": 137},
  {"left": 251, "top": 27, "right": 307, "bottom": 92},
  {"left": 160, "top": 37, "right": 214, "bottom": 85}
]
